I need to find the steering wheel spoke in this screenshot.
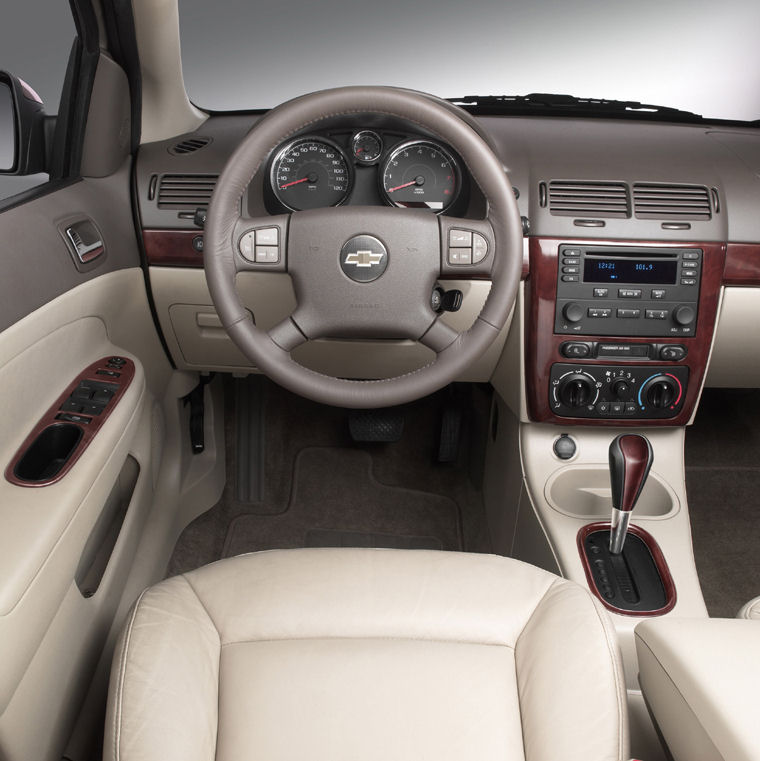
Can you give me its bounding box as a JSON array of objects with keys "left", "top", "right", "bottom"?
[
  {"left": 419, "top": 318, "right": 460, "bottom": 353},
  {"left": 267, "top": 314, "right": 308, "bottom": 352},
  {"left": 438, "top": 216, "right": 496, "bottom": 278},
  {"left": 232, "top": 213, "right": 290, "bottom": 273}
]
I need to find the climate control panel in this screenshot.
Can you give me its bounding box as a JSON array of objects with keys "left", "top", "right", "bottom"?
[{"left": 549, "top": 363, "right": 690, "bottom": 419}]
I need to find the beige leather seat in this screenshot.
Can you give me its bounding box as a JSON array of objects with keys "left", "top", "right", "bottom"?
[{"left": 105, "top": 549, "right": 629, "bottom": 761}]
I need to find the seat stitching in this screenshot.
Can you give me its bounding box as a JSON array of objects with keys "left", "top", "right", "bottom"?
[
  {"left": 584, "top": 588, "right": 627, "bottom": 761},
  {"left": 181, "top": 575, "right": 223, "bottom": 761},
  {"left": 113, "top": 588, "right": 148, "bottom": 761},
  {"left": 220, "top": 635, "right": 517, "bottom": 649}
]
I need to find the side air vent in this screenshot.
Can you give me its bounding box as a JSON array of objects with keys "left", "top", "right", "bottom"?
[
  {"left": 548, "top": 181, "right": 630, "bottom": 218},
  {"left": 157, "top": 174, "right": 218, "bottom": 209},
  {"left": 633, "top": 183, "right": 712, "bottom": 220},
  {"left": 168, "top": 136, "right": 211, "bottom": 156}
]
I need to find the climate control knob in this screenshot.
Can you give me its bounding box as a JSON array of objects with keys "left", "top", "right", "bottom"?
[
  {"left": 611, "top": 379, "right": 633, "bottom": 399},
  {"left": 673, "top": 305, "right": 696, "bottom": 326},
  {"left": 562, "top": 302, "right": 584, "bottom": 323},
  {"left": 558, "top": 373, "right": 596, "bottom": 408},
  {"left": 643, "top": 375, "right": 678, "bottom": 409}
]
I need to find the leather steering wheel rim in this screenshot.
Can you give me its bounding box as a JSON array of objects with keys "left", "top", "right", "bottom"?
[{"left": 204, "top": 86, "right": 522, "bottom": 408}]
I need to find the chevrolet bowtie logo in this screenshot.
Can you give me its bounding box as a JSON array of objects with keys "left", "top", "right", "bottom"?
[{"left": 344, "top": 250, "right": 384, "bottom": 268}]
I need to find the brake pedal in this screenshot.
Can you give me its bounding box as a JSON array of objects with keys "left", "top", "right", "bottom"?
[{"left": 349, "top": 409, "right": 404, "bottom": 442}]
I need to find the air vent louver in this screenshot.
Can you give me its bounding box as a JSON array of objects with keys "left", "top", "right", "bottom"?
[
  {"left": 157, "top": 174, "right": 218, "bottom": 209},
  {"left": 633, "top": 184, "right": 711, "bottom": 220},
  {"left": 548, "top": 181, "right": 630, "bottom": 218},
  {"left": 168, "top": 136, "right": 211, "bottom": 155}
]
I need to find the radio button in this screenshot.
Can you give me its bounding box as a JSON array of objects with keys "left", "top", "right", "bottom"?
[
  {"left": 651, "top": 289, "right": 667, "bottom": 299},
  {"left": 562, "top": 257, "right": 580, "bottom": 265},
  {"left": 564, "top": 248, "right": 582, "bottom": 257},
  {"left": 681, "top": 278, "right": 697, "bottom": 285},
  {"left": 563, "top": 303, "right": 585, "bottom": 322},
  {"left": 593, "top": 287, "right": 609, "bottom": 298},
  {"left": 682, "top": 261, "right": 698, "bottom": 269},
  {"left": 645, "top": 309, "right": 669, "bottom": 320},
  {"left": 618, "top": 288, "right": 642, "bottom": 298},
  {"left": 673, "top": 305, "right": 696, "bottom": 326},
  {"left": 588, "top": 308, "right": 612, "bottom": 318},
  {"left": 683, "top": 251, "right": 700, "bottom": 260},
  {"left": 562, "top": 266, "right": 579, "bottom": 274},
  {"left": 616, "top": 308, "right": 641, "bottom": 319},
  {"left": 561, "top": 275, "right": 579, "bottom": 282}
]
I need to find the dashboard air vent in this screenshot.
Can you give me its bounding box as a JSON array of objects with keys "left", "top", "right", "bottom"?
[
  {"left": 633, "top": 184, "right": 712, "bottom": 220},
  {"left": 548, "top": 181, "right": 630, "bottom": 218},
  {"left": 168, "top": 136, "right": 211, "bottom": 155},
  {"left": 157, "top": 174, "right": 218, "bottom": 209}
]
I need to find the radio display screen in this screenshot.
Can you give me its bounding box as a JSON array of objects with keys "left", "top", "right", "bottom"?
[{"left": 583, "top": 257, "right": 678, "bottom": 284}]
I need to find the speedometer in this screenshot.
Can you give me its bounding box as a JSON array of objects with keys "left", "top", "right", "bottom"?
[
  {"left": 270, "top": 137, "right": 352, "bottom": 211},
  {"left": 381, "top": 140, "right": 459, "bottom": 212}
]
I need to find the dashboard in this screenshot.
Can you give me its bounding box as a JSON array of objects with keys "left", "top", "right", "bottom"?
[{"left": 135, "top": 110, "right": 760, "bottom": 427}]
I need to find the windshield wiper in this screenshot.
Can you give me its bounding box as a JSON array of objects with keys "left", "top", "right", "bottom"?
[{"left": 448, "top": 93, "right": 736, "bottom": 125}]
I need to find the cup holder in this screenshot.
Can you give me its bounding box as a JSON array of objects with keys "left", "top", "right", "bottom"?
[
  {"left": 546, "top": 465, "right": 677, "bottom": 520},
  {"left": 13, "top": 423, "right": 83, "bottom": 483}
]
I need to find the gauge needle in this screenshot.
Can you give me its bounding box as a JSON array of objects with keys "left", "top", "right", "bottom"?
[
  {"left": 279, "top": 177, "right": 310, "bottom": 189},
  {"left": 387, "top": 176, "right": 424, "bottom": 193}
]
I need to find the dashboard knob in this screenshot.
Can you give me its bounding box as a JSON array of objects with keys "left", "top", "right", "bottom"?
[
  {"left": 645, "top": 376, "right": 677, "bottom": 409},
  {"left": 559, "top": 374, "right": 595, "bottom": 407},
  {"left": 611, "top": 379, "right": 632, "bottom": 399},
  {"left": 562, "top": 302, "right": 584, "bottom": 323},
  {"left": 673, "top": 305, "right": 695, "bottom": 326}
]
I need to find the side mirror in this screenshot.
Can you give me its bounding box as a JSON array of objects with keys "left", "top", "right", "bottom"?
[{"left": 0, "top": 72, "right": 47, "bottom": 175}]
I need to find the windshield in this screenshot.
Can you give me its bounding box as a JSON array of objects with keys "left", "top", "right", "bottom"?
[{"left": 179, "top": 0, "right": 760, "bottom": 122}]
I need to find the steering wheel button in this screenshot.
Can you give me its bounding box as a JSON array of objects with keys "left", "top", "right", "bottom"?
[
  {"left": 255, "top": 227, "right": 279, "bottom": 246},
  {"left": 255, "top": 246, "right": 279, "bottom": 263},
  {"left": 449, "top": 229, "right": 472, "bottom": 247},
  {"left": 239, "top": 232, "right": 255, "bottom": 260},
  {"left": 472, "top": 233, "right": 488, "bottom": 263},
  {"left": 448, "top": 248, "right": 472, "bottom": 265}
]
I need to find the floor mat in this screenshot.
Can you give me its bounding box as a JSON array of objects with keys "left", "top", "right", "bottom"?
[
  {"left": 223, "top": 447, "right": 460, "bottom": 556},
  {"left": 167, "top": 379, "right": 492, "bottom": 576},
  {"left": 685, "top": 388, "right": 760, "bottom": 618}
]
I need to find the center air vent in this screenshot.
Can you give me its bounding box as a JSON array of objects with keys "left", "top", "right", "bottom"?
[
  {"left": 548, "top": 181, "right": 630, "bottom": 218},
  {"left": 168, "top": 136, "right": 211, "bottom": 156},
  {"left": 157, "top": 174, "right": 217, "bottom": 209},
  {"left": 633, "top": 184, "right": 712, "bottom": 220}
]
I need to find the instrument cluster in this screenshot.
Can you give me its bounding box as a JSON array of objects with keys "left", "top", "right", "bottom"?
[{"left": 267, "top": 129, "right": 464, "bottom": 215}]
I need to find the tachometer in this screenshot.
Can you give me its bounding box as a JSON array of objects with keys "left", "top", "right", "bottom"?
[
  {"left": 381, "top": 140, "right": 459, "bottom": 212},
  {"left": 270, "top": 137, "right": 352, "bottom": 211}
]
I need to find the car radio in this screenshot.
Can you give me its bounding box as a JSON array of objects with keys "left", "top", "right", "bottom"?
[{"left": 554, "top": 245, "right": 701, "bottom": 337}]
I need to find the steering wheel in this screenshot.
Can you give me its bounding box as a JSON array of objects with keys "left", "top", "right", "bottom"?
[{"left": 204, "top": 87, "right": 522, "bottom": 408}]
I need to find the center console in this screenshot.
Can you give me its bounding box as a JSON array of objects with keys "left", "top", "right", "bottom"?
[{"left": 526, "top": 238, "right": 726, "bottom": 425}]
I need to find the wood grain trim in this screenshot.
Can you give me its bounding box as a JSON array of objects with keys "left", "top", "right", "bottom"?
[
  {"left": 577, "top": 521, "right": 677, "bottom": 617},
  {"left": 5, "top": 357, "right": 136, "bottom": 488},
  {"left": 143, "top": 229, "right": 204, "bottom": 267},
  {"left": 724, "top": 243, "right": 760, "bottom": 286},
  {"left": 524, "top": 237, "right": 726, "bottom": 426}
]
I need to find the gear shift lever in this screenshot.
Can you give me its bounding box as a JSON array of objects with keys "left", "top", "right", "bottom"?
[{"left": 609, "top": 434, "right": 653, "bottom": 554}]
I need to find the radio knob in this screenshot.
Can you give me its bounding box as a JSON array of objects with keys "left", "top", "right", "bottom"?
[
  {"left": 673, "top": 305, "right": 695, "bottom": 326},
  {"left": 559, "top": 374, "right": 595, "bottom": 408},
  {"left": 562, "top": 302, "right": 584, "bottom": 323},
  {"left": 644, "top": 375, "right": 678, "bottom": 409}
]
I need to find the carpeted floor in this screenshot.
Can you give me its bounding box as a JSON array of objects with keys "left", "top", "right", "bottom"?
[
  {"left": 685, "top": 388, "right": 760, "bottom": 618},
  {"left": 167, "top": 378, "right": 493, "bottom": 576}
]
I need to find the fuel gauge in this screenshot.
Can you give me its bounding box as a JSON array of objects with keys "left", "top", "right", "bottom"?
[{"left": 351, "top": 130, "right": 383, "bottom": 164}]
